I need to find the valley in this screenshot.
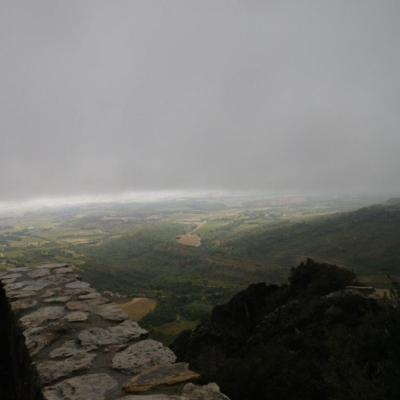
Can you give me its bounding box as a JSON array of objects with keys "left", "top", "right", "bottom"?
[{"left": 0, "top": 193, "right": 395, "bottom": 343}]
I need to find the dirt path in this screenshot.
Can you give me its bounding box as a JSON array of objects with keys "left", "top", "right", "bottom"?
[{"left": 176, "top": 221, "right": 206, "bottom": 247}]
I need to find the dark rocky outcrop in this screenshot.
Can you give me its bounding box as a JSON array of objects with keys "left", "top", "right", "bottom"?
[
  {"left": 0, "top": 282, "right": 44, "bottom": 400},
  {"left": 172, "top": 259, "right": 400, "bottom": 400},
  {"left": 171, "top": 282, "right": 282, "bottom": 375},
  {"left": 172, "top": 259, "right": 355, "bottom": 374}
]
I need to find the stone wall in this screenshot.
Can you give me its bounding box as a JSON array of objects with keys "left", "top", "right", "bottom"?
[{"left": 0, "top": 264, "right": 229, "bottom": 400}]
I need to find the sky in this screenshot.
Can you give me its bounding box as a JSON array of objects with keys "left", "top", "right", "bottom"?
[{"left": 1, "top": 0, "right": 400, "bottom": 201}]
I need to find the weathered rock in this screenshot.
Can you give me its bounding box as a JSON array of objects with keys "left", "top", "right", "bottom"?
[
  {"left": 42, "top": 373, "right": 118, "bottom": 400},
  {"left": 66, "top": 297, "right": 108, "bottom": 311},
  {"left": 118, "top": 384, "right": 230, "bottom": 400},
  {"left": 36, "top": 352, "right": 96, "bottom": 384},
  {"left": 64, "top": 287, "right": 95, "bottom": 296},
  {"left": 182, "top": 383, "right": 230, "bottom": 400},
  {"left": 65, "top": 311, "right": 89, "bottom": 322},
  {"left": 44, "top": 296, "right": 71, "bottom": 303},
  {"left": 124, "top": 363, "right": 200, "bottom": 393},
  {"left": 20, "top": 306, "right": 65, "bottom": 329},
  {"left": 5, "top": 281, "right": 26, "bottom": 291},
  {"left": 78, "top": 292, "right": 101, "bottom": 300},
  {"left": 93, "top": 303, "right": 128, "bottom": 322},
  {"left": 20, "top": 279, "right": 52, "bottom": 292},
  {"left": 0, "top": 273, "right": 22, "bottom": 280},
  {"left": 38, "top": 263, "right": 69, "bottom": 270},
  {"left": 24, "top": 326, "right": 59, "bottom": 356},
  {"left": 65, "top": 280, "right": 91, "bottom": 290},
  {"left": 47, "top": 274, "right": 78, "bottom": 286},
  {"left": 28, "top": 269, "right": 51, "bottom": 279},
  {"left": 7, "top": 290, "right": 37, "bottom": 299},
  {"left": 7, "top": 266, "right": 32, "bottom": 272},
  {"left": 11, "top": 298, "right": 38, "bottom": 311},
  {"left": 79, "top": 320, "right": 147, "bottom": 348},
  {"left": 42, "top": 288, "right": 64, "bottom": 298},
  {"left": 112, "top": 339, "right": 176, "bottom": 373},
  {"left": 50, "top": 340, "right": 85, "bottom": 358},
  {"left": 65, "top": 301, "right": 90, "bottom": 312},
  {"left": 55, "top": 266, "right": 76, "bottom": 274},
  {"left": 118, "top": 395, "right": 180, "bottom": 400},
  {"left": 1, "top": 277, "right": 17, "bottom": 284}
]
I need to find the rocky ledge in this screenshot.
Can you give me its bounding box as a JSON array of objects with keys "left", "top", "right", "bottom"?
[{"left": 0, "top": 264, "right": 229, "bottom": 400}]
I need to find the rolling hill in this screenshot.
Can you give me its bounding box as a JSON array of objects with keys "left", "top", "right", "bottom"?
[{"left": 217, "top": 201, "right": 400, "bottom": 277}]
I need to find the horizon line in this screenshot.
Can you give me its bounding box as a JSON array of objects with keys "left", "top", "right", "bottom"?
[{"left": 0, "top": 189, "right": 395, "bottom": 216}]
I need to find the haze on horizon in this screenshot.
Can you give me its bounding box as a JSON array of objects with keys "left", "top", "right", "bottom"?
[{"left": 1, "top": 0, "right": 400, "bottom": 202}]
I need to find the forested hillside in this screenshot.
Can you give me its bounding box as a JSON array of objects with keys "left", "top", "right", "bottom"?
[{"left": 218, "top": 201, "right": 400, "bottom": 275}]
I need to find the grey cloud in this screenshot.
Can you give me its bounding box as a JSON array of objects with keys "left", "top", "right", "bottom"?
[{"left": 0, "top": 0, "right": 399, "bottom": 200}]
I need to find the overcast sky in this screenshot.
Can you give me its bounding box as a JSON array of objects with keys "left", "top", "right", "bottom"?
[{"left": 1, "top": 0, "right": 399, "bottom": 201}]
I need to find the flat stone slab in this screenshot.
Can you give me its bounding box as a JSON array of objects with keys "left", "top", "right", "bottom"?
[
  {"left": 37, "top": 263, "right": 69, "bottom": 270},
  {"left": 24, "top": 326, "right": 59, "bottom": 356},
  {"left": 20, "top": 306, "right": 65, "bottom": 329},
  {"left": 7, "top": 267, "right": 32, "bottom": 272},
  {"left": 44, "top": 296, "right": 71, "bottom": 303},
  {"left": 79, "top": 320, "right": 147, "bottom": 348},
  {"left": 112, "top": 339, "right": 176, "bottom": 374},
  {"left": 119, "top": 383, "right": 229, "bottom": 400},
  {"left": 20, "top": 279, "right": 53, "bottom": 292},
  {"left": 65, "top": 311, "right": 89, "bottom": 322},
  {"left": 55, "top": 266, "right": 76, "bottom": 274},
  {"left": 5, "top": 282, "right": 26, "bottom": 291},
  {"left": 43, "top": 373, "right": 118, "bottom": 400},
  {"left": 42, "top": 288, "right": 64, "bottom": 298},
  {"left": 124, "top": 363, "right": 200, "bottom": 393},
  {"left": 8, "top": 290, "right": 37, "bottom": 299},
  {"left": 119, "top": 395, "right": 180, "bottom": 400},
  {"left": 28, "top": 269, "right": 51, "bottom": 279},
  {"left": 65, "top": 281, "right": 91, "bottom": 290},
  {"left": 78, "top": 292, "right": 101, "bottom": 300},
  {"left": 182, "top": 383, "right": 230, "bottom": 400},
  {"left": 47, "top": 275, "right": 77, "bottom": 285},
  {"left": 11, "top": 298, "right": 38, "bottom": 311},
  {"left": 36, "top": 352, "right": 96, "bottom": 384},
  {"left": 2, "top": 278, "right": 17, "bottom": 284},
  {"left": 0, "top": 273, "right": 22, "bottom": 280},
  {"left": 64, "top": 287, "right": 95, "bottom": 296},
  {"left": 66, "top": 297, "right": 109, "bottom": 311},
  {"left": 93, "top": 303, "right": 128, "bottom": 321},
  {"left": 50, "top": 340, "right": 85, "bottom": 359}
]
